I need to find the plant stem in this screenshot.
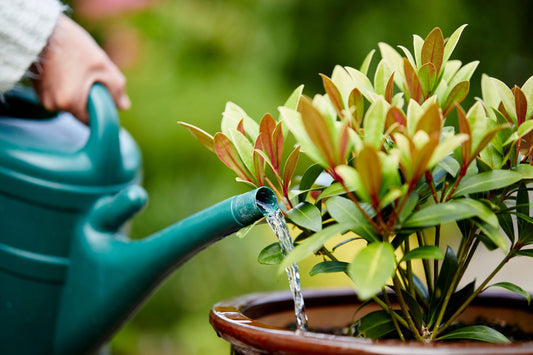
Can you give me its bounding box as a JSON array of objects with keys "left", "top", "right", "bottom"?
[
  {"left": 372, "top": 294, "right": 409, "bottom": 329},
  {"left": 393, "top": 275, "right": 424, "bottom": 342},
  {"left": 416, "top": 231, "right": 433, "bottom": 295},
  {"left": 433, "top": 225, "right": 441, "bottom": 285},
  {"left": 382, "top": 291, "right": 406, "bottom": 341},
  {"left": 404, "top": 238, "right": 416, "bottom": 298},
  {"left": 436, "top": 249, "right": 516, "bottom": 336}
]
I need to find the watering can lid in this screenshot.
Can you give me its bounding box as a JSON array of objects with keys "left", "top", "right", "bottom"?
[{"left": 0, "top": 84, "right": 141, "bottom": 209}]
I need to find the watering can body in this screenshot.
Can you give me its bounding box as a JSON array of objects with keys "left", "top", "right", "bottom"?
[{"left": 0, "top": 86, "right": 276, "bottom": 354}]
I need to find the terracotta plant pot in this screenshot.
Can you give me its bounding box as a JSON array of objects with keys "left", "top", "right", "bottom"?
[{"left": 210, "top": 288, "right": 533, "bottom": 355}]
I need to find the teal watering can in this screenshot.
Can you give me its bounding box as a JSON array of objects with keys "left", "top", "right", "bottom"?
[{"left": 0, "top": 84, "right": 277, "bottom": 355}]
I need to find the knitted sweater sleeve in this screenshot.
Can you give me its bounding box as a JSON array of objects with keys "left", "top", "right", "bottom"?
[{"left": 0, "top": 0, "right": 64, "bottom": 92}]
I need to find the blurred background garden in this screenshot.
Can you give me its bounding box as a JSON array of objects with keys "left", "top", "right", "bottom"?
[{"left": 66, "top": 0, "right": 533, "bottom": 353}]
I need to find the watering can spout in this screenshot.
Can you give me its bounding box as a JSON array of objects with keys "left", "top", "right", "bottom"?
[{"left": 54, "top": 186, "right": 277, "bottom": 354}]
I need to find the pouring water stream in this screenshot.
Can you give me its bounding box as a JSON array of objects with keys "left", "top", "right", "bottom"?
[{"left": 259, "top": 204, "right": 309, "bottom": 332}]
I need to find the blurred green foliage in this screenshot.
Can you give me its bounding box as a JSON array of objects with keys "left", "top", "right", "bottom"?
[{"left": 73, "top": 0, "right": 532, "bottom": 353}]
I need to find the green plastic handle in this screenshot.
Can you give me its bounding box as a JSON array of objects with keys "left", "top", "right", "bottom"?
[{"left": 83, "top": 83, "right": 122, "bottom": 184}]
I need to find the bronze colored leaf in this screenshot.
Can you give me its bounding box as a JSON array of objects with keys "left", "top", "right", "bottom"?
[
  {"left": 415, "top": 102, "right": 442, "bottom": 140},
  {"left": 513, "top": 85, "right": 528, "bottom": 125},
  {"left": 356, "top": 146, "right": 382, "bottom": 203},
  {"left": 214, "top": 133, "right": 254, "bottom": 183},
  {"left": 259, "top": 113, "right": 277, "bottom": 168},
  {"left": 253, "top": 138, "right": 265, "bottom": 186},
  {"left": 283, "top": 146, "right": 301, "bottom": 188},
  {"left": 421, "top": 27, "right": 444, "bottom": 74},
  {"left": 386, "top": 106, "right": 407, "bottom": 133},
  {"left": 384, "top": 72, "right": 395, "bottom": 104},
  {"left": 403, "top": 58, "right": 423, "bottom": 103},
  {"left": 320, "top": 73, "right": 344, "bottom": 119},
  {"left": 236, "top": 119, "right": 246, "bottom": 136},
  {"left": 273, "top": 123, "right": 284, "bottom": 170},
  {"left": 298, "top": 96, "right": 337, "bottom": 167},
  {"left": 443, "top": 81, "right": 470, "bottom": 117},
  {"left": 349, "top": 88, "right": 365, "bottom": 128}
]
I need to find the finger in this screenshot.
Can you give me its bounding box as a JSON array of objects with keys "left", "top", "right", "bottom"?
[{"left": 96, "top": 63, "right": 130, "bottom": 111}]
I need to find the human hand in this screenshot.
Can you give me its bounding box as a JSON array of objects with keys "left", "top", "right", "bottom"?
[{"left": 31, "top": 14, "right": 130, "bottom": 123}]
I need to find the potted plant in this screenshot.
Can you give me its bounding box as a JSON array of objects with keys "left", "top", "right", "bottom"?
[{"left": 180, "top": 25, "right": 533, "bottom": 353}]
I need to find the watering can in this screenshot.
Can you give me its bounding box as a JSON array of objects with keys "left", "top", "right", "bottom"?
[{"left": 0, "top": 84, "right": 277, "bottom": 355}]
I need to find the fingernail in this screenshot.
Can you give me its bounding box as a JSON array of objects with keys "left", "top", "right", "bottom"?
[{"left": 119, "top": 94, "right": 131, "bottom": 110}]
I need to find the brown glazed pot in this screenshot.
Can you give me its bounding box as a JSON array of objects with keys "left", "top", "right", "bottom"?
[{"left": 210, "top": 288, "right": 533, "bottom": 355}]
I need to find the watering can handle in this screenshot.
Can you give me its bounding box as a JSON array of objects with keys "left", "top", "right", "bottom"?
[{"left": 82, "top": 83, "right": 122, "bottom": 180}]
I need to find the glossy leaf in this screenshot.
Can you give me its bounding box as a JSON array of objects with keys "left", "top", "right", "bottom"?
[
  {"left": 363, "top": 97, "right": 388, "bottom": 149},
  {"left": 357, "top": 146, "right": 382, "bottom": 201},
  {"left": 355, "top": 311, "right": 397, "bottom": 339},
  {"left": 299, "top": 97, "right": 337, "bottom": 167},
  {"left": 309, "top": 261, "right": 349, "bottom": 276},
  {"left": 258, "top": 243, "right": 283, "bottom": 265},
  {"left": 326, "top": 196, "right": 378, "bottom": 242},
  {"left": 178, "top": 122, "right": 215, "bottom": 152},
  {"left": 283, "top": 146, "right": 300, "bottom": 188},
  {"left": 489, "top": 282, "right": 531, "bottom": 305},
  {"left": 403, "top": 200, "right": 480, "bottom": 228},
  {"left": 359, "top": 49, "right": 376, "bottom": 76},
  {"left": 401, "top": 246, "right": 444, "bottom": 262},
  {"left": 221, "top": 102, "right": 259, "bottom": 138},
  {"left": 279, "top": 223, "right": 351, "bottom": 271},
  {"left": 348, "top": 242, "right": 396, "bottom": 300},
  {"left": 404, "top": 58, "right": 423, "bottom": 103},
  {"left": 321, "top": 73, "right": 344, "bottom": 118},
  {"left": 452, "top": 170, "right": 522, "bottom": 197},
  {"left": 287, "top": 202, "right": 322, "bottom": 232},
  {"left": 298, "top": 164, "right": 324, "bottom": 203},
  {"left": 282, "top": 84, "right": 304, "bottom": 111},
  {"left": 428, "top": 247, "right": 458, "bottom": 327},
  {"left": 513, "top": 86, "right": 528, "bottom": 125},
  {"left": 214, "top": 133, "right": 253, "bottom": 183},
  {"left": 442, "top": 24, "right": 468, "bottom": 66},
  {"left": 421, "top": 27, "right": 444, "bottom": 74},
  {"left": 418, "top": 62, "right": 437, "bottom": 97},
  {"left": 443, "top": 81, "right": 469, "bottom": 116},
  {"left": 437, "top": 326, "right": 510, "bottom": 344}
]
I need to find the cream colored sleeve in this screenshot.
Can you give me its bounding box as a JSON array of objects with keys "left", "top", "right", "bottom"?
[{"left": 0, "top": 0, "right": 64, "bottom": 92}]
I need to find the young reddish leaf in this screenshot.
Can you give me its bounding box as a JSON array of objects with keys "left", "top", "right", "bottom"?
[
  {"left": 403, "top": 58, "right": 423, "bottom": 103},
  {"left": 283, "top": 146, "right": 301, "bottom": 187},
  {"left": 513, "top": 85, "right": 528, "bottom": 125},
  {"left": 236, "top": 119, "right": 246, "bottom": 136},
  {"left": 178, "top": 122, "right": 215, "bottom": 152},
  {"left": 348, "top": 88, "right": 365, "bottom": 128},
  {"left": 411, "top": 135, "right": 438, "bottom": 183},
  {"left": 320, "top": 73, "right": 344, "bottom": 118},
  {"left": 386, "top": 106, "right": 407, "bottom": 133},
  {"left": 253, "top": 139, "right": 265, "bottom": 186},
  {"left": 498, "top": 102, "right": 514, "bottom": 124},
  {"left": 417, "top": 62, "right": 436, "bottom": 97},
  {"left": 273, "top": 123, "right": 284, "bottom": 170},
  {"left": 214, "top": 132, "right": 254, "bottom": 183},
  {"left": 443, "top": 81, "right": 470, "bottom": 117},
  {"left": 357, "top": 146, "right": 382, "bottom": 204},
  {"left": 457, "top": 105, "right": 472, "bottom": 164},
  {"left": 384, "top": 72, "right": 395, "bottom": 104},
  {"left": 415, "top": 102, "right": 442, "bottom": 140},
  {"left": 421, "top": 27, "right": 444, "bottom": 74},
  {"left": 298, "top": 96, "right": 337, "bottom": 167},
  {"left": 259, "top": 113, "right": 277, "bottom": 168},
  {"left": 338, "top": 120, "right": 351, "bottom": 162}
]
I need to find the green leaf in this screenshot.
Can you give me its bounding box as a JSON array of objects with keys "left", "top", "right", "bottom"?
[
  {"left": 489, "top": 282, "right": 531, "bottom": 305},
  {"left": 229, "top": 128, "right": 255, "bottom": 174},
  {"left": 442, "top": 25, "right": 468, "bottom": 67},
  {"left": 279, "top": 223, "right": 351, "bottom": 271},
  {"left": 403, "top": 200, "right": 480, "bottom": 228},
  {"left": 282, "top": 84, "right": 304, "bottom": 111},
  {"left": 443, "top": 81, "right": 469, "bottom": 116},
  {"left": 363, "top": 97, "right": 388, "bottom": 149},
  {"left": 474, "top": 220, "right": 508, "bottom": 252},
  {"left": 452, "top": 170, "right": 522, "bottom": 197},
  {"left": 437, "top": 325, "right": 510, "bottom": 344},
  {"left": 309, "top": 261, "right": 349, "bottom": 276},
  {"left": 515, "top": 249, "right": 533, "bottom": 257},
  {"left": 298, "top": 164, "right": 324, "bottom": 203},
  {"left": 326, "top": 196, "right": 378, "bottom": 242},
  {"left": 428, "top": 247, "right": 458, "bottom": 327},
  {"left": 348, "top": 242, "right": 396, "bottom": 300},
  {"left": 354, "top": 310, "right": 397, "bottom": 339},
  {"left": 401, "top": 246, "right": 444, "bottom": 262},
  {"left": 221, "top": 102, "right": 259, "bottom": 139},
  {"left": 258, "top": 243, "right": 283, "bottom": 265},
  {"left": 359, "top": 49, "right": 376, "bottom": 76},
  {"left": 287, "top": 202, "right": 322, "bottom": 232}
]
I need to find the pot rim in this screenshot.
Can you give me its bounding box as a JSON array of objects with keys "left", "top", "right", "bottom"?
[{"left": 210, "top": 288, "right": 533, "bottom": 355}]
